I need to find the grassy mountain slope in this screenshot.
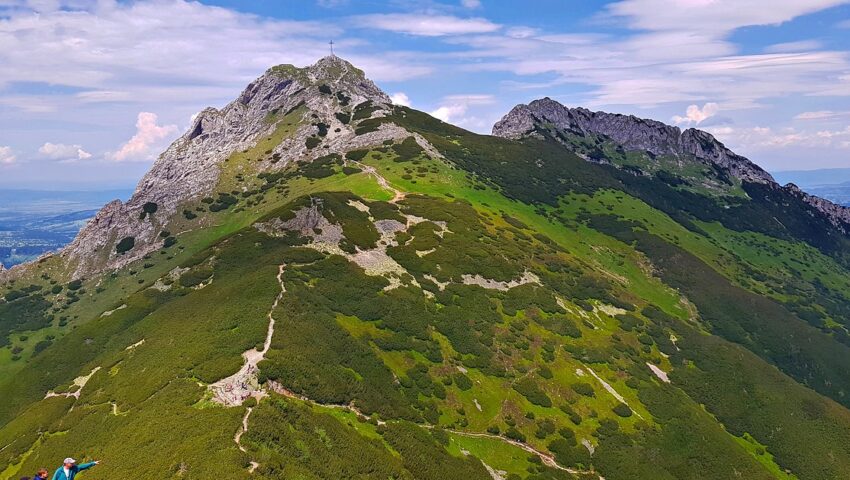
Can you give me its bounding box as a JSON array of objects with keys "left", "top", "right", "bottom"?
[{"left": 2, "top": 58, "right": 850, "bottom": 479}]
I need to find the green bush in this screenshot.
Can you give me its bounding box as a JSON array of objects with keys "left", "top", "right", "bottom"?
[
  {"left": 306, "top": 136, "right": 321, "bottom": 149},
  {"left": 571, "top": 382, "right": 595, "bottom": 397},
  {"left": 513, "top": 378, "right": 552, "bottom": 407},
  {"left": 335, "top": 112, "right": 351, "bottom": 124},
  {"left": 179, "top": 266, "right": 214, "bottom": 288},
  {"left": 116, "top": 237, "right": 135, "bottom": 254},
  {"left": 612, "top": 403, "right": 633, "bottom": 417}
]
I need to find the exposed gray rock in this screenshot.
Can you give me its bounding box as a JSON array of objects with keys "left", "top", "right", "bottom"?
[
  {"left": 785, "top": 183, "right": 850, "bottom": 229},
  {"left": 493, "top": 97, "right": 850, "bottom": 232},
  {"left": 493, "top": 97, "right": 774, "bottom": 184},
  {"left": 62, "top": 56, "right": 400, "bottom": 278}
]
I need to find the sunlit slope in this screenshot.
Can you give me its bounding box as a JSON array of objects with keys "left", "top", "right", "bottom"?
[{"left": 2, "top": 74, "right": 850, "bottom": 478}]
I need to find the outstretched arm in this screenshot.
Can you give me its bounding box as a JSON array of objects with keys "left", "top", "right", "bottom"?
[{"left": 76, "top": 462, "right": 98, "bottom": 471}]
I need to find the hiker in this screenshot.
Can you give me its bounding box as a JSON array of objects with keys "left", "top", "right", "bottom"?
[
  {"left": 34, "top": 469, "right": 49, "bottom": 480},
  {"left": 51, "top": 458, "right": 99, "bottom": 480}
]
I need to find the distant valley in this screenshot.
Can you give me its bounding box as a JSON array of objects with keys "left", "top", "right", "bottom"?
[
  {"left": 774, "top": 168, "right": 850, "bottom": 206},
  {"left": 0, "top": 189, "right": 130, "bottom": 268}
]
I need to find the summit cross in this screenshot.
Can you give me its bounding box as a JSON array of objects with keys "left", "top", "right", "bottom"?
[{"left": 329, "top": 40, "right": 335, "bottom": 56}]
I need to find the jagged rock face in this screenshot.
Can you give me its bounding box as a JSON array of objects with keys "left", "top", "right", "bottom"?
[
  {"left": 493, "top": 98, "right": 850, "bottom": 232},
  {"left": 493, "top": 97, "right": 850, "bottom": 233},
  {"left": 492, "top": 97, "right": 775, "bottom": 184},
  {"left": 785, "top": 183, "right": 850, "bottom": 229},
  {"left": 63, "top": 56, "right": 395, "bottom": 278}
]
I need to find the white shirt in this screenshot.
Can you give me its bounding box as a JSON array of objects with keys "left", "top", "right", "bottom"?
[{"left": 63, "top": 467, "right": 71, "bottom": 479}]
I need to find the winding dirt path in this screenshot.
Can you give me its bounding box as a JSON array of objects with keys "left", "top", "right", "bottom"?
[
  {"left": 213, "top": 240, "right": 598, "bottom": 476},
  {"left": 201, "top": 263, "right": 286, "bottom": 468},
  {"left": 217, "top": 263, "right": 288, "bottom": 472},
  {"left": 268, "top": 380, "right": 595, "bottom": 476},
  {"left": 209, "top": 264, "right": 286, "bottom": 406},
  {"left": 442, "top": 429, "right": 595, "bottom": 476}
]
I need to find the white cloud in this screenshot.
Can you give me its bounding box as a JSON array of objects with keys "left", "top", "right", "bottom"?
[
  {"left": 605, "top": 0, "right": 850, "bottom": 34},
  {"left": 38, "top": 142, "right": 92, "bottom": 162},
  {"left": 390, "top": 92, "right": 411, "bottom": 106},
  {"left": 354, "top": 14, "right": 500, "bottom": 36},
  {"left": 795, "top": 110, "right": 850, "bottom": 120},
  {"left": 506, "top": 26, "right": 538, "bottom": 38},
  {"left": 430, "top": 94, "right": 495, "bottom": 125},
  {"left": 0, "top": 0, "right": 430, "bottom": 107},
  {"left": 673, "top": 102, "right": 720, "bottom": 125},
  {"left": 448, "top": 17, "right": 850, "bottom": 109},
  {"left": 461, "top": 0, "right": 482, "bottom": 8},
  {"left": 0, "top": 146, "right": 15, "bottom": 165},
  {"left": 706, "top": 125, "right": 850, "bottom": 151},
  {"left": 108, "top": 112, "right": 179, "bottom": 163},
  {"left": 764, "top": 39, "right": 823, "bottom": 53}
]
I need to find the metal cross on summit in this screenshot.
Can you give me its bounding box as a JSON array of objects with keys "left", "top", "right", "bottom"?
[{"left": 329, "top": 40, "right": 335, "bottom": 56}]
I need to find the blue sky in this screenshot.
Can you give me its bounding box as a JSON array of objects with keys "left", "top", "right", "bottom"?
[{"left": 1, "top": 0, "right": 849, "bottom": 189}]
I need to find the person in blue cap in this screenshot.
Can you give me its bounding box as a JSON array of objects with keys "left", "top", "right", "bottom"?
[{"left": 51, "top": 458, "right": 99, "bottom": 480}]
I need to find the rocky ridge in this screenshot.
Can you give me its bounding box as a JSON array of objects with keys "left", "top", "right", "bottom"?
[
  {"left": 60, "top": 56, "right": 423, "bottom": 278},
  {"left": 493, "top": 97, "right": 850, "bottom": 230},
  {"left": 493, "top": 97, "right": 775, "bottom": 184}
]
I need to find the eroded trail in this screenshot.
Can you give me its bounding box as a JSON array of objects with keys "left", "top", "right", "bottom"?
[
  {"left": 269, "top": 382, "right": 596, "bottom": 477},
  {"left": 209, "top": 264, "right": 286, "bottom": 406},
  {"left": 217, "top": 264, "right": 287, "bottom": 472},
  {"left": 445, "top": 430, "right": 584, "bottom": 475},
  {"left": 213, "top": 253, "right": 596, "bottom": 476}
]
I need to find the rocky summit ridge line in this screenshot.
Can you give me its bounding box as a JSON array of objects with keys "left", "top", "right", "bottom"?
[
  {"left": 59, "top": 56, "right": 427, "bottom": 278},
  {"left": 8, "top": 57, "right": 850, "bottom": 280},
  {"left": 493, "top": 97, "right": 850, "bottom": 230}
]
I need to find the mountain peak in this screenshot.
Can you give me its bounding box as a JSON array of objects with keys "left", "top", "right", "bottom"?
[
  {"left": 62, "top": 56, "right": 396, "bottom": 277},
  {"left": 262, "top": 55, "right": 389, "bottom": 105},
  {"left": 492, "top": 97, "right": 775, "bottom": 185},
  {"left": 493, "top": 97, "right": 850, "bottom": 231}
]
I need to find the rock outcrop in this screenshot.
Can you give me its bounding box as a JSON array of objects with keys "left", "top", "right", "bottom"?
[
  {"left": 492, "top": 97, "right": 775, "bottom": 184},
  {"left": 493, "top": 97, "right": 850, "bottom": 231},
  {"left": 785, "top": 183, "right": 850, "bottom": 227},
  {"left": 63, "top": 55, "right": 395, "bottom": 278}
]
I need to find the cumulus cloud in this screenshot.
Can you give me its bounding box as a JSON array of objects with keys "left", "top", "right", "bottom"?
[
  {"left": 0, "top": 146, "right": 16, "bottom": 165},
  {"left": 430, "top": 94, "right": 495, "bottom": 126},
  {"left": 108, "top": 112, "right": 179, "bottom": 162},
  {"left": 355, "top": 14, "right": 500, "bottom": 36},
  {"left": 673, "top": 103, "right": 720, "bottom": 125},
  {"left": 390, "top": 92, "right": 411, "bottom": 107},
  {"left": 38, "top": 142, "right": 92, "bottom": 162}
]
